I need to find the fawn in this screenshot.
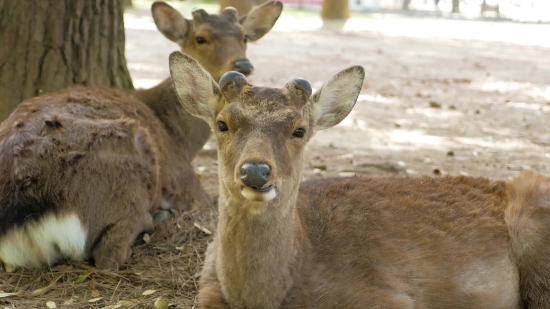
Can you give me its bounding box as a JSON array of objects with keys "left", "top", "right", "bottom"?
[{"left": 170, "top": 51, "right": 550, "bottom": 309}]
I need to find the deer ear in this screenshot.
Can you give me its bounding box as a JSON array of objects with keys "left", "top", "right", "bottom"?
[
  {"left": 169, "top": 52, "right": 222, "bottom": 122},
  {"left": 240, "top": 1, "right": 282, "bottom": 41},
  {"left": 310, "top": 66, "right": 365, "bottom": 132},
  {"left": 152, "top": 1, "right": 190, "bottom": 44}
]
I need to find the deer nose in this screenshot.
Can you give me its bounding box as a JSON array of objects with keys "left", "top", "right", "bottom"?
[
  {"left": 234, "top": 59, "right": 254, "bottom": 76},
  {"left": 240, "top": 163, "right": 270, "bottom": 189}
]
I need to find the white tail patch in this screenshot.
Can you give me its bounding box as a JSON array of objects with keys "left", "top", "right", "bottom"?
[{"left": 0, "top": 213, "right": 87, "bottom": 268}]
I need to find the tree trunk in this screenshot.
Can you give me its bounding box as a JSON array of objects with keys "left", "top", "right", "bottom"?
[
  {"left": 123, "top": 0, "right": 133, "bottom": 9},
  {"left": 320, "top": 0, "right": 350, "bottom": 20},
  {"left": 402, "top": 0, "right": 412, "bottom": 10},
  {"left": 0, "top": 0, "right": 134, "bottom": 121},
  {"left": 219, "top": 0, "right": 252, "bottom": 17},
  {"left": 452, "top": 0, "right": 460, "bottom": 12}
]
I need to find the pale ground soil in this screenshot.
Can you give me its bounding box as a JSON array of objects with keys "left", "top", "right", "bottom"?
[{"left": 2, "top": 2, "right": 550, "bottom": 308}]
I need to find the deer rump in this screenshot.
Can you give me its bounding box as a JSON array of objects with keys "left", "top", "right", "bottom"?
[{"left": 0, "top": 87, "right": 163, "bottom": 270}]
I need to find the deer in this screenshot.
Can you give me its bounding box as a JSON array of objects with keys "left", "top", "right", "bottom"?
[
  {"left": 170, "top": 51, "right": 550, "bottom": 309},
  {"left": 0, "top": 1, "right": 283, "bottom": 271}
]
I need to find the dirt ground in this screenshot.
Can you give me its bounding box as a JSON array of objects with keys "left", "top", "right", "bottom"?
[{"left": 2, "top": 2, "right": 550, "bottom": 308}]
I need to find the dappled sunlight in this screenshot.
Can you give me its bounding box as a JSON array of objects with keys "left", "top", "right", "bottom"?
[
  {"left": 124, "top": 13, "right": 156, "bottom": 31},
  {"left": 468, "top": 80, "right": 550, "bottom": 103}
]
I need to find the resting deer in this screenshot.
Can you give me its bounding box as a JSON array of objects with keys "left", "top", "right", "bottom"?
[
  {"left": 170, "top": 51, "right": 550, "bottom": 309},
  {"left": 0, "top": 1, "right": 282, "bottom": 270}
]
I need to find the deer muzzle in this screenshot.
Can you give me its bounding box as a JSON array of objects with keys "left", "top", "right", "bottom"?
[
  {"left": 234, "top": 59, "right": 254, "bottom": 76},
  {"left": 239, "top": 162, "right": 276, "bottom": 202}
]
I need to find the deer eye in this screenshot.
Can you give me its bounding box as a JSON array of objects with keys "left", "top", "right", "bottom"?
[
  {"left": 217, "top": 121, "right": 229, "bottom": 132},
  {"left": 196, "top": 36, "right": 207, "bottom": 44},
  {"left": 244, "top": 35, "right": 249, "bottom": 43},
  {"left": 292, "top": 128, "right": 306, "bottom": 138}
]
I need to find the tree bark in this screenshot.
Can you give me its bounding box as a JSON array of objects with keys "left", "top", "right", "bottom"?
[
  {"left": 0, "top": 0, "right": 134, "bottom": 121},
  {"left": 219, "top": 0, "right": 252, "bottom": 17},
  {"left": 452, "top": 0, "right": 460, "bottom": 13},
  {"left": 320, "top": 0, "right": 350, "bottom": 20}
]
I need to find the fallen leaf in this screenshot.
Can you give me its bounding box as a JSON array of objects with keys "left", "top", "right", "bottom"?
[
  {"left": 88, "top": 297, "right": 103, "bottom": 303},
  {"left": 154, "top": 299, "right": 169, "bottom": 309},
  {"left": 103, "top": 305, "right": 122, "bottom": 309},
  {"left": 74, "top": 271, "right": 92, "bottom": 284},
  {"left": 143, "top": 233, "right": 151, "bottom": 243},
  {"left": 429, "top": 101, "right": 441, "bottom": 108},
  {"left": 142, "top": 290, "right": 156, "bottom": 296},
  {"left": 194, "top": 222, "right": 212, "bottom": 235},
  {"left": 46, "top": 301, "right": 56, "bottom": 308},
  {"left": 116, "top": 300, "right": 138, "bottom": 307},
  {"left": 0, "top": 291, "right": 20, "bottom": 298}
]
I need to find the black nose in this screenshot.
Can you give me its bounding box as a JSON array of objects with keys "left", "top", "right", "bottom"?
[
  {"left": 234, "top": 60, "right": 254, "bottom": 76},
  {"left": 240, "top": 163, "right": 270, "bottom": 188}
]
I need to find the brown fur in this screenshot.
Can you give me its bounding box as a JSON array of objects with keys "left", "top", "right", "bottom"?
[
  {"left": 0, "top": 2, "right": 282, "bottom": 270},
  {"left": 170, "top": 53, "right": 550, "bottom": 308}
]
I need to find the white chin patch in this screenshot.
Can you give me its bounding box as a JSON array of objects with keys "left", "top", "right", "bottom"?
[{"left": 241, "top": 186, "right": 277, "bottom": 202}]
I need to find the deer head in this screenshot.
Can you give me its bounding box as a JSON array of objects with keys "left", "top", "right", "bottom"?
[
  {"left": 152, "top": 1, "right": 283, "bottom": 82},
  {"left": 169, "top": 51, "right": 364, "bottom": 213}
]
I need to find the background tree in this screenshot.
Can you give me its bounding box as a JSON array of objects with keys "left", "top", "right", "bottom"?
[
  {"left": 320, "top": 0, "right": 350, "bottom": 20},
  {"left": 452, "top": 0, "right": 460, "bottom": 13},
  {"left": 0, "top": 0, "right": 134, "bottom": 121},
  {"left": 219, "top": 0, "right": 253, "bottom": 17}
]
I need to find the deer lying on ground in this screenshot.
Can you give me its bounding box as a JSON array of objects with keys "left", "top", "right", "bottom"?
[
  {"left": 170, "top": 51, "right": 550, "bottom": 309},
  {"left": 0, "top": 1, "right": 282, "bottom": 270}
]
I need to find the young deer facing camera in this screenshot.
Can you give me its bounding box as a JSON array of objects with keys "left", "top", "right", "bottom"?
[
  {"left": 0, "top": 1, "right": 282, "bottom": 270},
  {"left": 170, "top": 51, "right": 550, "bottom": 309}
]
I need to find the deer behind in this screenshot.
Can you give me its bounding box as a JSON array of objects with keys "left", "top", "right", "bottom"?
[
  {"left": 170, "top": 51, "right": 550, "bottom": 309},
  {"left": 0, "top": 1, "right": 282, "bottom": 270}
]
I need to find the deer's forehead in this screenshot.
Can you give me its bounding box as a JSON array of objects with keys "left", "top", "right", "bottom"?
[
  {"left": 193, "top": 17, "right": 243, "bottom": 37},
  {"left": 221, "top": 91, "right": 306, "bottom": 127}
]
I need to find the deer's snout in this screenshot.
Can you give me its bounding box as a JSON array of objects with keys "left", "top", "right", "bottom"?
[
  {"left": 240, "top": 163, "right": 270, "bottom": 189},
  {"left": 234, "top": 59, "right": 254, "bottom": 76}
]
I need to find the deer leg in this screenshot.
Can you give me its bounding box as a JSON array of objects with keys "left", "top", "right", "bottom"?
[
  {"left": 93, "top": 209, "right": 153, "bottom": 270},
  {"left": 196, "top": 242, "right": 231, "bottom": 309}
]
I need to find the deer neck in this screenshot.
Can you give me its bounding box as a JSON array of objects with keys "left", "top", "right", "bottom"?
[
  {"left": 215, "top": 187, "right": 304, "bottom": 309},
  {"left": 133, "top": 78, "right": 211, "bottom": 162}
]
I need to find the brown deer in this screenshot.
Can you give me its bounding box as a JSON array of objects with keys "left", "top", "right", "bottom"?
[
  {"left": 0, "top": 1, "right": 282, "bottom": 271},
  {"left": 170, "top": 51, "right": 550, "bottom": 309}
]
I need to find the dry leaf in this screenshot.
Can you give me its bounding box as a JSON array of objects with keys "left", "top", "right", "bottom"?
[
  {"left": 29, "top": 274, "right": 63, "bottom": 297},
  {"left": 116, "top": 300, "right": 138, "bottom": 307},
  {"left": 63, "top": 299, "right": 75, "bottom": 305},
  {"left": 0, "top": 291, "right": 20, "bottom": 298},
  {"left": 91, "top": 290, "right": 100, "bottom": 298},
  {"left": 154, "top": 299, "right": 168, "bottom": 309},
  {"left": 29, "top": 286, "right": 52, "bottom": 297},
  {"left": 175, "top": 245, "right": 185, "bottom": 251},
  {"left": 142, "top": 290, "right": 156, "bottom": 296},
  {"left": 194, "top": 222, "right": 212, "bottom": 235},
  {"left": 46, "top": 301, "right": 57, "bottom": 308},
  {"left": 143, "top": 233, "right": 151, "bottom": 243},
  {"left": 103, "top": 305, "right": 122, "bottom": 309},
  {"left": 88, "top": 297, "right": 103, "bottom": 303},
  {"left": 74, "top": 271, "right": 92, "bottom": 284}
]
